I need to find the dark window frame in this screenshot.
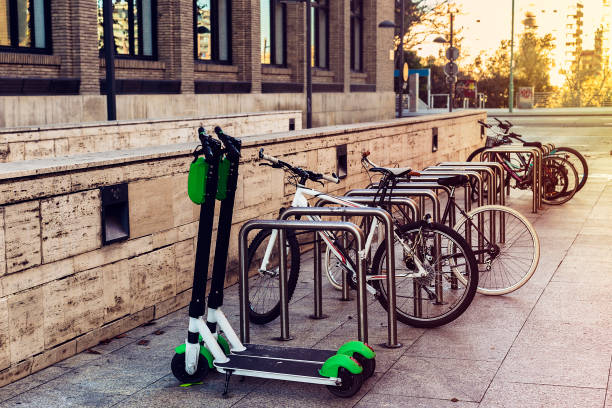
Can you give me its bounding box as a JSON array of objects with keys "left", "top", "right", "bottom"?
[
  {"left": 194, "top": 0, "right": 232, "bottom": 64},
  {"left": 350, "top": 0, "right": 363, "bottom": 72},
  {"left": 311, "top": 0, "right": 329, "bottom": 69},
  {"left": 0, "top": 0, "right": 52, "bottom": 54},
  {"left": 260, "top": 0, "right": 286, "bottom": 67},
  {"left": 98, "top": 0, "right": 158, "bottom": 60}
]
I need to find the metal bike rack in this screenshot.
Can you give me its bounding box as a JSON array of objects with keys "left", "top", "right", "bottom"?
[
  {"left": 481, "top": 146, "right": 543, "bottom": 213},
  {"left": 345, "top": 188, "right": 441, "bottom": 223},
  {"left": 434, "top": 162, "right": 508, "bottom": 244},
  {"left": 280, "top": 207, "right": 401, "bottom": 349},
  {"left": 238, "top": 219, "right": 367, "bottom": 344},
  {"left": 315, "top": 196, "right": 421, "bottom": 224},
  {"left": 425, "top": 166, "right": 496, "bottom": 204},
  {"left": 436, "top": 161, "right": 506, "bottom": 206}
]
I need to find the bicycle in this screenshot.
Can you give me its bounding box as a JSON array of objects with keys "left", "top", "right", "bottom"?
[
  {"left": 353, "top": 153, "right": 540, "bottom": 295},
  {"left": 468, "top": 119, "right": 583, "bottom": 205},
  {"left": 248, "top": 148, "right": 479, "bottom": 328},
  {"left": 469, "top": 118, "right": 588, "bottom": 193}
]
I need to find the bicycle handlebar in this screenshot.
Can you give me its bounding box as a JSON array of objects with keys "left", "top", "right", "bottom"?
[{"left": 258, "top": 148, "right": 340, "bottom": 184}]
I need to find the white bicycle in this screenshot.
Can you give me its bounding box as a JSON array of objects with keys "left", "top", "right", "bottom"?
[{"left": 246, "top": 149, "right": 479, "bottom": 328}]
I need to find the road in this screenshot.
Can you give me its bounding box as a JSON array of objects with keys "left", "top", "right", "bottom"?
[{"left": 486, "top": 115, "right": 612, "bottom": 156}]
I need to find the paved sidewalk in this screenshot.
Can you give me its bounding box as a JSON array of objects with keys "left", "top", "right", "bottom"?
[{"left": 0, "top": 157, "right": 610, "bottom": 407}]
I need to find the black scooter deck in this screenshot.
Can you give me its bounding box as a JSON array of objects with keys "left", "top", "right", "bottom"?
[
  {"left": 215, "top": 354, "right": 324, "bottom": 378},
  {"left": 236, "top": 344, "right": 336, "bottom": 363}
]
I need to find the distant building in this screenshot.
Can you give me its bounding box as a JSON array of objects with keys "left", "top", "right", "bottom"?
[{"left": 0, "top": 0, "right": 395, "bottom": 128}]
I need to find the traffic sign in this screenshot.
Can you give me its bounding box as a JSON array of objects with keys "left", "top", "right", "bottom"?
[
  {"left": 444, "top": 62, "right": 458, "bottom": 76},
  {"left": 402, "top": 62, "right": 409, "bottom": 82},
  {"left": 446, "top": 46, "right": 460, "bottom": 61}
]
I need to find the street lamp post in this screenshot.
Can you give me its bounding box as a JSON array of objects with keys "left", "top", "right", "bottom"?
[
  {"left": 305, "top": 0, "right": 312, "bottom": 128},
  {"left": 397, "top": 0, "right": 405, "bottom": 118},
  {"left": 449, "top": 12, "right": 454, "bottom": 112},
  {"left": 102, "top": 0, "right": 117, "bottom": 121},
  {"left": 509, "top": 0, "right": 515, "bottom": 112}
]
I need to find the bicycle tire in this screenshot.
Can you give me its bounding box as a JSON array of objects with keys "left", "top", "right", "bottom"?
[
  {"left": 551, "top": 146, "right": 588, "bottom": 192},
  {"left": 541, "top": 156, "right": 578, "bottom": 205},
  {"left": 466, "top": 146, "right": 487, "bottom": 162},
  {"left": 246, "top": 229, "right": 301, "bottom": 325},
  {"left": 453, "top": 205, "right": 540, "bottom": 295},
  {"left": 324, "top": 232, "right": 359, "bottom": 291},
  {"left": 371, "top": 221, "right": 478, "bottom": 328}
]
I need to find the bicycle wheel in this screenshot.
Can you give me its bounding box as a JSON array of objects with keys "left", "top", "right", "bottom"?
[
  {"left": 324, "top": 232, "right": 359, "bottom": 291},
  {"left": 550, "top": 147, "right": 588, "bottom": 192},
  {"left": 371, "top": 221, "right": 478, "bottom": 328},
  {"left": 453, "top": 205, "right": 540, "bottom": 295},
  {"left": 246, "top": 229, "right": 301, "bottom": 325},
  {"left": 466, "top": 146, "right": 487, "bottom": 162},
  {"left": 541, "top": 156, "right": 578, "bottom": 205}
]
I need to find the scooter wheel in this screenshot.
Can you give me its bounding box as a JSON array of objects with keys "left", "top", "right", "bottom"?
[
  {"left": 171, "top": 352, "right": 209, "bottom": 384},
  {"left": 353, "top": 354, "right": 375, "bottom": 379},
  {"left": 326, "top": 368, "right": 363, "bottom": 398}
]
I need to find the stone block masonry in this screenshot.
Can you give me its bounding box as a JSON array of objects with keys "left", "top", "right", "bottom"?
[
  {"left": 0, "top": 111, "right": 485, "bottom": 386},
  {"left": 0, "top": 111, "right": 302, "bottom": 163}
]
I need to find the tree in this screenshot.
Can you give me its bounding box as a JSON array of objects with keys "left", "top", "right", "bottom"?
[
  {"left": 560, "top": 55, "right": 612, "bottom": 107},
  {"left": 393, "top": 0, "right": 459, "bottom": 51},
  {"left": 475, "top": 40, "right": 511, "bottom": 108},
  {"left": 514, "top": 32, "right": 555, "bottom": 92}
]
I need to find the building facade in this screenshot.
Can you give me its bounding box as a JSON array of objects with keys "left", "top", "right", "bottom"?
[{"left": 0, "top": 0, "right": 395, "bottom": 128}]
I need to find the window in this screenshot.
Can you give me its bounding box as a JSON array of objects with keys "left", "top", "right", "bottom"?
[
  {"left": 260, "top": 0, "right": 285, "bottom": 65},
  {"left": 311, "top": 0, "right": 328, "bottom": 68},
  {"left": 350, "top": 0, "right": 362, "bottom": 71},
  {"left": 0, "top": 0, "right": 51, "bottom": 52},
  {"left": 97, "top": 0, "right": 156, "bottom": 58},
  {"left": 195, "top": 0, "right": 230, "bottom": 62}
]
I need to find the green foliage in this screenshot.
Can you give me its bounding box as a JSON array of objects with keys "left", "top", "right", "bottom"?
[
  {"left": 472, "top": 32, "right": 555, "bottom": 108},
  {"left": 514, "top": 32, "right": 555, "bottom": 92}
]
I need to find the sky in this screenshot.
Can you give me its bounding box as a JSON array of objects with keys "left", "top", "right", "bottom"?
[{"left": 416, "top": 0, "right": 612, "bottom": 86}]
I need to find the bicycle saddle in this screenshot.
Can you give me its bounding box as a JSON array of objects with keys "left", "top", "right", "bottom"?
[
  {"left": 522, "top": 141, "right": 542, "bottom": 148},
  {"left": 369, "top": 167, "right": 413, "bottom": 178},
  {"left": 437, "top": 175, "right": 469, "bottom": 187}
]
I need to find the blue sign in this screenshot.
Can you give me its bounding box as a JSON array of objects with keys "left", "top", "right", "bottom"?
[{"left": 409, "top": 68, "right": 430, "bottom": 77}]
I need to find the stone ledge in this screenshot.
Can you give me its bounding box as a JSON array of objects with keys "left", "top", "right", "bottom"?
[
  {"left": 0, "top": 110, "right": 302, "bottom": 135},
  {"left": 0, "top": 110, "right": 484, "bottom": 181}
]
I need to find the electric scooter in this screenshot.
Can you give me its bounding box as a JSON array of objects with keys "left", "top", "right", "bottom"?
[{"left": 172, "top": 126, "right": 376, "bottom": 398}]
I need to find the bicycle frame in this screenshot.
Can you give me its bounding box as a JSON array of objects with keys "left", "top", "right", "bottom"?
[{"left": 256, "top": 183, "right": 428, "bottom": 292}]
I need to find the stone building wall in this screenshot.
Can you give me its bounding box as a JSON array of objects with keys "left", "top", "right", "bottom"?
[{"left": 0, "top": 0, "right": 395, "bottom": 129}]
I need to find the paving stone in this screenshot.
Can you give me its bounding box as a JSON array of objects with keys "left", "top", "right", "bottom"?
[
  {"left": 355, "top": 393, "right": 479, "bottom": 407},
  {"left": 112, "top": 374, "right": 265, "bottom": 408},
  {"left": 0, "top": 379, "right": 125, "bottom": 408},
  {"left": 405, "top": 325, "right": 517, "bottom": 362},
  {"left": 375, "top": 357, "right": 498, "bottom": 402},
  {"left": 495, "top": 343, "right": 610, "bottom": 388},
  {"left": 479, "top": 381, "right": 606, "bottom": 408}
]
